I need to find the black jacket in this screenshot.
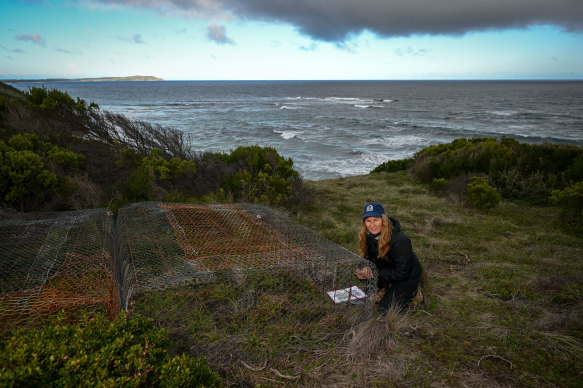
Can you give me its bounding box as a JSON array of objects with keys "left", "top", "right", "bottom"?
[{"left": 365, "top": 217, "right": 422, "bottom": 288}]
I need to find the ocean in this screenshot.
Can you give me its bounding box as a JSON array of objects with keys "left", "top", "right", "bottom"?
[{"left": 8, "top": 80, "right": 583, "bottom": 181}]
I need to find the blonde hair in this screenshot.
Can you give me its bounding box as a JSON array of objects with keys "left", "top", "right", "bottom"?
[{"left": 359, "top": 214, "right": 393, "bottom": 259}]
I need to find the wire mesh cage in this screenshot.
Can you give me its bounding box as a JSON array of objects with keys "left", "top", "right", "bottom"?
[
  {"left": 116, "top": 202, "right": 378, "bottom": 311},
  {"left": 0, "top": 209, "right": 118, "bottom": 334},
  {"left": 1, "top": 201, "right": 381, "bottom": 382}
]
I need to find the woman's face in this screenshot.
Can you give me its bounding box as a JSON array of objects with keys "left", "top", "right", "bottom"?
[{"left": 365, "top": 216, "right": 383, "bottom": 235}]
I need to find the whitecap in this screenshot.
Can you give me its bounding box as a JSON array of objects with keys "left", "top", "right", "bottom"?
[
  {"left": 305, "top": 151, "right": 392, "bottom": 179},
  {"left": 488, "top": 110, "right": 519, "bottom": 116},
  {"left": 326, "top": 97, "right": 374, "bottom": 104},
  {"left": 274, "top": 129, "right": 303, "bottom": 140},
  {"left": 354, "top": 104, "right": 384, "bottom": 109},
  {"left": 359, "top": 134, "right": 427, "bottom": 149}
]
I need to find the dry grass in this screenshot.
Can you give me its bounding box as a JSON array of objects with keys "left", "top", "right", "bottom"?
[{"left": 346, "top": 304, "right": 412, "bottom": 355}]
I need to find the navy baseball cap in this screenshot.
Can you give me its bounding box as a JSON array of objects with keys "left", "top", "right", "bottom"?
[{"left": 362, "top": 202, "right": 385, "bottom": 219}]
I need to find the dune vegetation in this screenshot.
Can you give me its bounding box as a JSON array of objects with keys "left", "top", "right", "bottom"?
[{"left": 0, "top": 82, "right": 305, "bottom": 214}]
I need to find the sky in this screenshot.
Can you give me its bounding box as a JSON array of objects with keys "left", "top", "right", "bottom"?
[{"left": 1, "top": 0, "right": 583, "bottom": 80}]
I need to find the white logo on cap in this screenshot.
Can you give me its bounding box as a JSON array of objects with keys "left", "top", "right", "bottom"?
[{"left": 366, "top": 205, "right": 373, "bottom": 212}]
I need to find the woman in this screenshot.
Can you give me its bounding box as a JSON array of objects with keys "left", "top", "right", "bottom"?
[{"left": 355, "top": 202, "right": 422, "bottom": 312}]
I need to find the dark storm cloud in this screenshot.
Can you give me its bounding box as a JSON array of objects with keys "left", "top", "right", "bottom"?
[{"left": 95, "top": 0, "right": 583, "bottom": 42}]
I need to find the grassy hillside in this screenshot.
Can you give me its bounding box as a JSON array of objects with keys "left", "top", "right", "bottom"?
[
  {"left": 0, "top": 81, "right": 24, "bottom": 99},
  {"left": 288, "top": 171, "right": 582, "bottom": 387}
]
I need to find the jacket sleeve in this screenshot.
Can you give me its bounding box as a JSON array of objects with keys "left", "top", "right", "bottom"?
[{"left": 378, "top": 234, "right": 414, "bottom": 284}]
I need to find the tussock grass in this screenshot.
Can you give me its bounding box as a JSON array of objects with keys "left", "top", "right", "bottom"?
[
  {"left": 539, "top": 331, "right": 583, "bottom": 361},
  {"left": 346, "top": 305, "right": 411, "bottom": 355}
]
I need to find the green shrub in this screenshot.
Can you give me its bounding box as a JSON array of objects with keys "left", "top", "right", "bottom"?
[
  {"left": 413, "top": 137, "right": 512, "bottom": 181},
  {"left": 24, "top": 86, "right": 98, "bottom": 114},
  {"left": 496, "top": 168, "right": 564, "bottom": 204},
  {"left": 113, "top": 148, "right": 197, "bottom": 207},
  {"left": 142, "top": 148, "right": 196, "bottom": 181},
  {"left": 0, "top": 148, "right": 58, "bottom": 203},
  {"left": 0, "top": 134, "right": 85, "bottom": 209},
  {"left": 550, "top": 181, "right": 583, "bottom": 233},
  {"left": 412, "top": 137, "right": 583, "bottom": 204},
  {"left": 125, "top": 165, "right": 158, "bottom": 200},
  {"left": 0, "top": 312, "right": 221, "bottom": 387},
  {"left": 466, "top": 176, "right": 501, "bottom": 209},
  {"left": 371, "top": 158, "right": 414, "bottom": 173},
  {"left": 565, "top": 154, "right": 583, "bottom": 182},
  {"left": 431, "top": 177, "right": 447, "bottom": 193},
  {"left": 219, "top": 145, "right": 301, "bottom": 205}
]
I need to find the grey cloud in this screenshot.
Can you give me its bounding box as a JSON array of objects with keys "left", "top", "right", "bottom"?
[
  {"left": 299, "top": 43, "right": 317, "bottom": 51},
  {"left": 118, "top": 34, "right": 146, "bottom": 43},
  {"left": 207, "top": 22, "right": 234, "bottom": 44},
  {"left": 15, "top": 33, "right": 46, "bottom": 46},
  {"left": 335, "top": 42, "right": 357, "bottom": 54},
  {"left": 93, "top": 0, "right": 583, "bottom": 42},
  {"left": 55, "top": 46, "right": 82, "bottom": 54},
  {"left": 133, "top": 34, "right": 145, "bottom": 43},
  {"left": 1, "top": 45, "right": 25, "bottom": 54},
  {"left": 394, "top": 47, "right": 430, "bottom": 57}
]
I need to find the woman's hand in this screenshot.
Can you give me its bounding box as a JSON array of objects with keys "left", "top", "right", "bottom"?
[{"left": 355, "top": 267, "right": 372, "bottom": 280}]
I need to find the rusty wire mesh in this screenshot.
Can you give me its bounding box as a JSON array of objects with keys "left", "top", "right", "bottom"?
[
  {"left": 116, "top": 202, "right": 378, "bottom": 310},
  {"left": 0, "top": 209, "right": 118, "bottom": 334},
  {"left": 1, "top": 201, "right": 381, "bottom": 383}
]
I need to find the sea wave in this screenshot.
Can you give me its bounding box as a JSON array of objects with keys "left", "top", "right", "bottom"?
[
  {"left": 306, "top": 151, "right": 398, "bottom": 180},
  {"left": 354, "top": 104, "right": 384, "bottom": 109},
  {"left": 273, "top": 129, "right": 304, "bottom": 140},
  {"left": 487, "top": 110, "right": 520, "bottom": 116}
]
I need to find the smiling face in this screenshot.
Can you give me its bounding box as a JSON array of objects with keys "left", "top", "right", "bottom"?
[{"left": 364, "top": 216, "right": 383, "bottom": 235}]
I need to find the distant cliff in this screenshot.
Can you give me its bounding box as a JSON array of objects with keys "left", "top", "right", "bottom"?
[{"left": 4, "top": 75, "right": 164, "bottom": 83}]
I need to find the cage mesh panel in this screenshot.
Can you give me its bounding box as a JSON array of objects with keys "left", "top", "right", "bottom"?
[
  {"left": 115, "top": 203, "right": 213, "bottom": 310},
  {"left": 2, "top": 200, "right": 378, "bottom": 348},
  {"left": 117, "top": 202, "right": 377, "bottom": 310},
  {"left": 0, "top": 209, "right": 118, "bottom": 333}
]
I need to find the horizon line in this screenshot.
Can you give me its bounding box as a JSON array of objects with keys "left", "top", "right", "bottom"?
[{"left": 3, "top": 77, "right": 583, "bottom": 83}]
